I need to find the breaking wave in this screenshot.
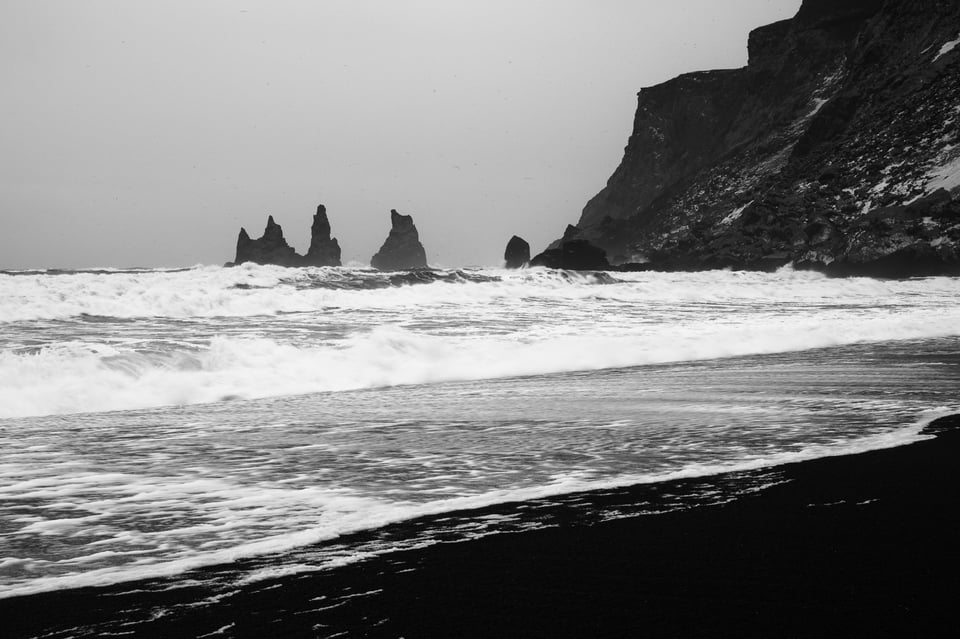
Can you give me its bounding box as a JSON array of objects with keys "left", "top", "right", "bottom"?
[
  {"left": 0, "top": 264, "right": 619, "bottom": 322},
  {"left": 6, "top": 262, "right": 954, "bottom": 324},
  {"left": 1, "top": 408, "right": 949, "bottom": 599},
  {"left": 4, "top": 314, "right": 960, "bottom": 419},
  {"left": 3, "top": 264, "right": 960, "bottom": 418}
]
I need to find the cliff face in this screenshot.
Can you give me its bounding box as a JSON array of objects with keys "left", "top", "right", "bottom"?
[{"left": 571, "top": 0, "right": 960, "bottom": 275}]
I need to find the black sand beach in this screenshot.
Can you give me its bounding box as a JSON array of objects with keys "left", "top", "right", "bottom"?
[{"left": 5, "top": 414, "right": 959, "bottom": 638}]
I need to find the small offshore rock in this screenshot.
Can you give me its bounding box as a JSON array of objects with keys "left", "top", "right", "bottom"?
[{"left": 504, "top": 236, "right": 531, "bottom": 268}]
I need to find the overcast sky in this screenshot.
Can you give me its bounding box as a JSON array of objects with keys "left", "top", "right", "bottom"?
[{"left": 1, "top": 0, "right": 800, "bottom": 269}]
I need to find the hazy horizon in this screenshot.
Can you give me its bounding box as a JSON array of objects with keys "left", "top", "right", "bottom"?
[{"left": 1, "top": 0, "right": 800, "bottom": 269}]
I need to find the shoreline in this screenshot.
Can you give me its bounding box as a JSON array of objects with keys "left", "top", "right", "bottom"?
[{"left": 3, "top": 414, "right": 959, "bottom": 637}]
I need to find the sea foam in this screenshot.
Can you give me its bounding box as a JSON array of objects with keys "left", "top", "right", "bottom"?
[
  {"left": 0, "top": 263, "right": 955, "bottom": 322},
  {"left": 3, "top": 313, "right": 960, "bottom": 419},
  {"left": 1, "top": 408, "right": 948, "bottom": 600},
  {"left": 2, "top": 265, "right": 960, "bottom": 418}
]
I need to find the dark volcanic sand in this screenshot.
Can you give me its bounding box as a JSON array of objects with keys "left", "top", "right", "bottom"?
[{"left": 4, "top": 415, "right": 959, "bottom": 638}]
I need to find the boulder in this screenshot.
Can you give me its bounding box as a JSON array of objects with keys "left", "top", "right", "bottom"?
[
  {"left": 371, "top": 209, "right": 429, "bottom": 270},
  {"left": 530, "top": 239, "right": 611, "bottom": 271},
  {"left": 303, "top": 204, "right": 342, "bottom": 267},
  {"left": 504, "top": 236, "right": 530, "bottom": 268}
]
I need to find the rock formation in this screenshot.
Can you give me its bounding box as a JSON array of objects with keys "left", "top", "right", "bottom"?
[
  {"left": 371, "top": 210, "right": 429, "bottom": 270},
  {"left": 504, "top": 236, "right": 531, "bottom": 268},
  {"left": 234, "top": 216, "right": 301, "bottom": 267},
  {"left": 232, "top": 205, "right": 342, "bottom": 267},
  {"left": 303, "top": 204, "right": 342, "bottom": 267},
  {"left": 552, "top": 0, "right": 960, "bottom": 277},
  {"left": 530, "top": 224, "right": 611, "bottom": 270},
  {"left": 530, "top": 239, "right": 610, "bottom": 271}
]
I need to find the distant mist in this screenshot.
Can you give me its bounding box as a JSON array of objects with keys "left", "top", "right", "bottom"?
[{"left": 0, "top": 0, "right": 800, "bottom": 269}]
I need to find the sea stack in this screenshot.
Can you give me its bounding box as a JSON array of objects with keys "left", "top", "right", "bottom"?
[
  {"left": 303, "top": 204, "right": 342, "bottom": 267},
  {"left": 231, "top": 204, "right": 342, "bottom": 267},
  {"left": 371, "top": 209, "right": 428, "bottom": 270},
  {"left": 234, "top": 216, "right": 300, "bottom": 266},
  {"left": 504, "top": 236, "right": 530, "bottom": 269}
]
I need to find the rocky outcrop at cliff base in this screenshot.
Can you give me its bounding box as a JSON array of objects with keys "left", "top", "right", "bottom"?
[{"left": 531, "top": 238, "right": 611, "bottom": 271}]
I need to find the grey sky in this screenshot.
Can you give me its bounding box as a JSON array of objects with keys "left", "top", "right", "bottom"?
[{"left": 1, "top": 0, "right": 799, "bottom": 269}]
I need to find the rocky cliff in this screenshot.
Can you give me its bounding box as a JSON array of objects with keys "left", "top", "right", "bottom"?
[
  {"left": 233, "top": 205, "right": 342, "bottom": 267},
  {"left": 565, "top": 0, "right": 960, "bottom": 276}
]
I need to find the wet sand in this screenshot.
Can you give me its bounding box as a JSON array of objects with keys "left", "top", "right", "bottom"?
[{"left": 5, "top": 415, "right": 959, "bottom": 638}]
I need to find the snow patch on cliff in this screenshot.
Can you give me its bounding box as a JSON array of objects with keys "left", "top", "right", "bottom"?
[
  {"left": 806, "top": 98, "right": 829, "bottom": 119},
  {"left": 790, "top": 68, "right": 845, "bottom": 134},
  {"left": 933, "top": 34, "right": 960, "bottom": 62},
  {"left": 720, "top": 202, "right": 753, "bottom": 226},
  {"left": 927, "top": 152, "right": 960, "bottom": 194}
]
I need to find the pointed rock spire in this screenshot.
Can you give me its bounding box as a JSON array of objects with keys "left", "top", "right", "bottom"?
[
  {"left": 304, "top": 204, "right": 342, "bottom": 267},
  {"left": 231, "top": 204, "right": 344, "bottom": 267},
  {"left": 371, "top": 209, "right": 429, "bottom": 270}
]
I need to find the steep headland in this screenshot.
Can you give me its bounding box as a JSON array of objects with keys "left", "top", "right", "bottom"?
[
  {"left": 232, "top": 205, "right": 341, "bottom": 267},
  {"left": 557, "top": 0, "right": 960, "bottom": 276}
]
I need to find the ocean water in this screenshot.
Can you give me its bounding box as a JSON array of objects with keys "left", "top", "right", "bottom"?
[{"left": 1, "top": 265, "right": 959, "bottom": 608}]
